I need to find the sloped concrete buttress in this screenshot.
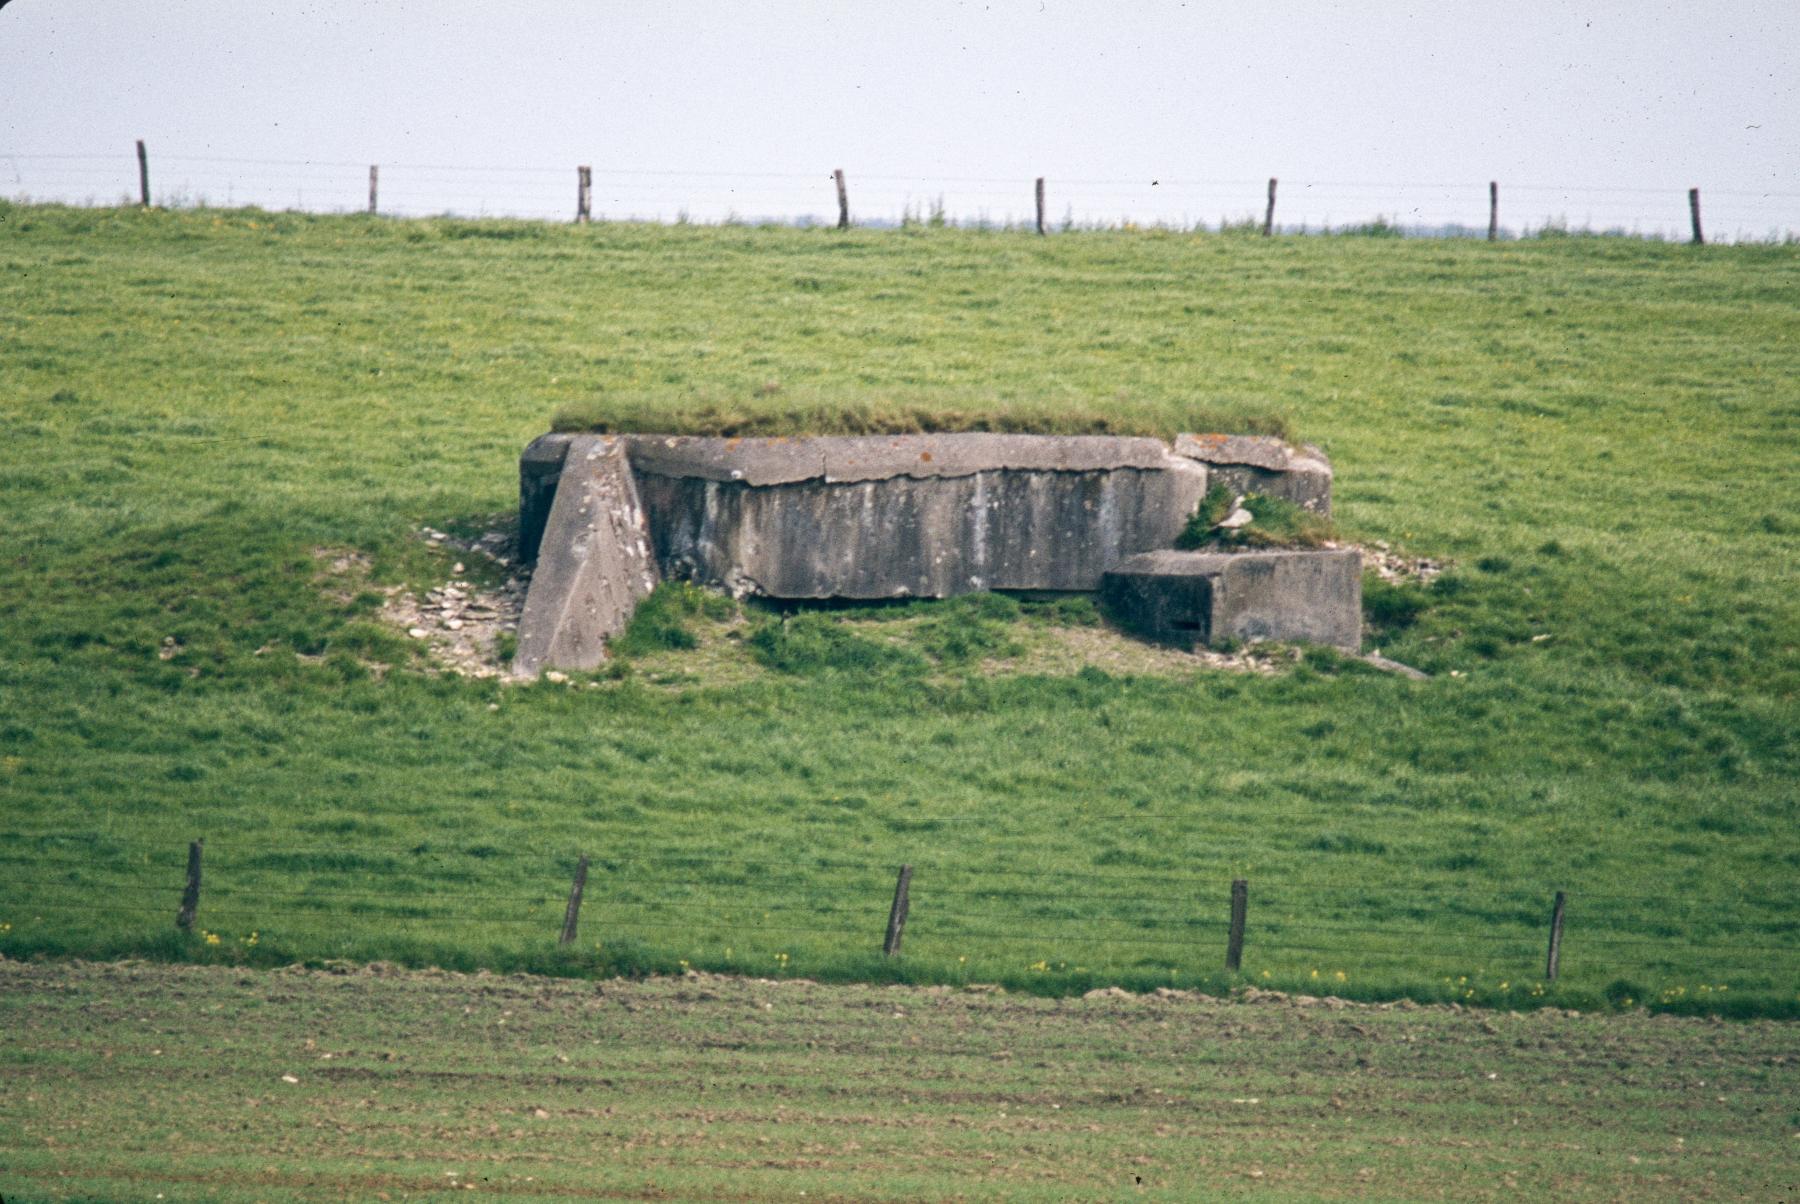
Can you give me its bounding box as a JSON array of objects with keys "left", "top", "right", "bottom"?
[{"left": 510, "top": 436, "right": 658, "bottom": 677}]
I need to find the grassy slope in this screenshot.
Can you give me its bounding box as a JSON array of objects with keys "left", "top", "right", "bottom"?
[
  {"left": 2, "top": 960, "right": 1794, "bottom": 1202},
  {"left": 0, "top": 203, "right": 1795, "bottom": 1013}
]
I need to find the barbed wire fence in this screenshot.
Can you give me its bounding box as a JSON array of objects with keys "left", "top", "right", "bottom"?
[
  {"left": 4, "top": 146, "right": 1797, "bottom": 243},
  {"left": 1, "top": 831, "right": 1791, "bottom": 1006}
]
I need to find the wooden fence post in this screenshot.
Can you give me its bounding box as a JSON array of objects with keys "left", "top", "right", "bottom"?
[
  {"left": 1262, "top": 178, "right": 1277, "bottom": 237},
  {"left": 576, "top": 166, "right": 592, "bottom": 224},
  {"left": 176, "top": 838, "right": 203, "bottom": 931},
  {"left": 882, "top": 864, "right": 912, "bottom": 957},
  {"left": 1544, "top": 890, "right": 1567, "bottom": 981},
  {"left": 1035, "top": 177, "right": 1046, "bottom": 236},
  {"left": 1225, "top": 878, "right": 1248, "bottom": 971},
  {"left": 834, "top": 169, "right": 850, "bottom": 230},
  {"left": 368, "top": 165, "right": 379, "bottom": 215},
  {"left": 1488, "top": 180, "right": 1498, "bottom": 242},
  {"left": 1688, "top": 187, "right": 1704, "bottom": 245},
  {"left": 136, "top": 140, "right": 150, "bottom": 208},
  {"left": 559, "top": 856, "right": 589, "bottom": 945}
]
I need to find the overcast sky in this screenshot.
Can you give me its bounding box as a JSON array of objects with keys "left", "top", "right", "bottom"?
[{"left": 3, "top": 1, "right": 1796, "bottom": 237}]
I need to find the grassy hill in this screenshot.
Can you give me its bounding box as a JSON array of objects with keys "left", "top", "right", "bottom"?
[{"left": 1, "top": 202, "right": 1794, "bottom": 1014}]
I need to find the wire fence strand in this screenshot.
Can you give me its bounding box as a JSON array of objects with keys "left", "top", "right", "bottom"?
[{"left": 5, "top": 150, "right": 1795, "bottom": 241}]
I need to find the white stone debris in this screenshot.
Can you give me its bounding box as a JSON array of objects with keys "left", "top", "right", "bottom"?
[
  {"left": 1350, "top": 539, "right": 1444, "bottom": 584},
  {"left": 1214, "top": 495, "right": 1254, "bottom": 530},
  {"left": 375, "top": 526, "right": 531, "bottom": 678}
]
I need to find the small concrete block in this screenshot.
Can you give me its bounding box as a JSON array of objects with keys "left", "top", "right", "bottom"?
[{"left": 1101, "top": 549, "right": 1362, "bottom": 651}]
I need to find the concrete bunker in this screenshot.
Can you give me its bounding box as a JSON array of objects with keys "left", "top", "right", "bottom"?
[{"left": 512, "top": 431, "right": 1351, "bottom": 677}]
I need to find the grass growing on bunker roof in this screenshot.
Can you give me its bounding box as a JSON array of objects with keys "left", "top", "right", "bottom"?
[{"left": 550, "top": 393, "right": 1293, "bottom": 441}]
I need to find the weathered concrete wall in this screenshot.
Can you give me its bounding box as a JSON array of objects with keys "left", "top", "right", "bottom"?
[
  {"left": 637, "top": 467, "right": 1206, "bottom": 597},
  {"left": 513, "top": 432, "right": 1337, "bottom": 674},
  {"left": 511, "top": 436, "right": 659, "bottom": 677},
  {"left": 518, "top": 432, "right": 576, "bottom": 562},
  {"left": 632, "top": 435, "right": 1209, "bottom": 597},
  {"left": 1100, "top": 549, "right": 1362, "bottom": 651}
]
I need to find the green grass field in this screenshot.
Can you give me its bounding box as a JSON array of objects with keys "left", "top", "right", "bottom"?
[
  {"left": 1, "top": 202, "right": 1795, "bottom": 1014},
  {"left": 3, "top": 960, "right": 1795, "bottom": 1201}
]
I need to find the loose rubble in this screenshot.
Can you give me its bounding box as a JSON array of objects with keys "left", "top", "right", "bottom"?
[
  {"left": 377, "top": 526, "right": 530, "bottom": 679},
  {"left": 1346, "top": 539, "right": 1445, "bottom": 584}
]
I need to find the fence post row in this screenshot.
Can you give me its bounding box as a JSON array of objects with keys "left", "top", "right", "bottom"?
[
  {"left": 114, "top": 151, "right": 1720, "bottom": 242},
  {"left": 125, "top": 847, "right": 1680, "bottom": 993},
  {"left": 1225, "top": 878, "right": 1248, "bottom": 970},
  {"left": 1545, "top": 889, "right": 1567, "bottom": 981},
  {"left": 559, "top": 855, "right": 589, "bottom": 945},
  {"left": 882, "top": 864, "right": 913, "bottom": 957},
  {"left": 175, "top": 838, "right": 203, "bottom": 931}
]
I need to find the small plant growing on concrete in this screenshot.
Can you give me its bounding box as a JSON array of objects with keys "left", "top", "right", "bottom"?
[
  {"left": 1175, "top": 484, "right": 1237, "bottom": 547},
  {"left": 1231, "top": 494, "right": 1334, "bottom": 548},
  {"left": 1176, "top": 485, "right": 1334, "bottom": 550}
]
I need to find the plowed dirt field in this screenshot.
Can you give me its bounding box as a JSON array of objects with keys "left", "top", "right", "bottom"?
[{"left": 1, "top": 960, "right": 1794, "bottom": 1200}]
